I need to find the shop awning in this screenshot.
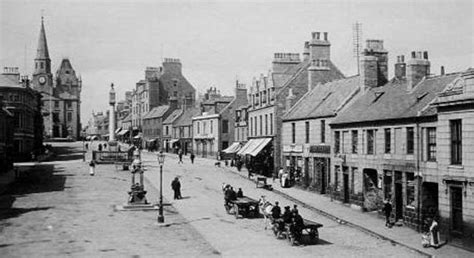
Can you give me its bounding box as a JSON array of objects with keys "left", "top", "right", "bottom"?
[
  {"left": 247, "top": 138, "right": 272, "bottom": 156},
  {"left": 115, "top": 128, "right": 122, "bottom": 134},
  {"left": 147, "top": 138, "right": 157, "bottom": 142},
  {"left": 86, "top": 136, "right": 91, "bottom": 140},
  {"left": 237, "top": 139, "right": 263, "bottom": 155},
  {"left": 222, "top": 142, "right": 242, "bottom": 154},
  {"left": 118, "top": 129, "right": 129, "bottom": 136},
  {"left": 133, "top": 133, "right": 142, "bottom": 139}
]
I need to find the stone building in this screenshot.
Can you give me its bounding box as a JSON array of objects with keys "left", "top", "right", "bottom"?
[
  {"left": 31, "top": 17, "right": 82, "bottom": 140},
  {"left": 0, "top": 67, "right": 43, "bottom": 161},
  {"left": 141, "top": 98, "right": 177, "bottom": 150},
  {"left": 431, "top": 68, "right": 474, "bottom": 238},
  {"left": 0, "top": 92, "right": 14, "bottom": 173},
  {"left": 330, "top": 46, "right": 463, "bottom": 231},
  {"left": 281, "top": 75, "right": 362, "bottom": 192},
  {"left": 131, "top": 59, "right": 196, "bottom": 134},
  {"left": 244, "top": 32, "right": 344, "bottom": 176},
  {"left": 173, "top": 107, "right": 201, "bottom": 155},
  {"left": 162, "top": 108, "right": 183, "bottom": 152}
]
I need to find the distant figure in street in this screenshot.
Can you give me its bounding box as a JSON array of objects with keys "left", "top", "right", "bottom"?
[
  {"left": 237, "top": 188, "right": 243, "bottom": 198},
  {"left": 118, "top": 145, "right": 121, "bottom": 152},
  {"left": 85, "top": 143, "right": 89, "bottom": 150},
  {"left": 291, "top": 204, "right": 298, "bottom": 215},
  {"left": 171, "top": 177, "right": 182, "bottom": 200},
  {"left": 89, "top": 160, "right": 96, "bottom": 176},
  {"left": 429, "top": 217, "right": 440, "bottom": 248},
  {"left": 104, "top": 143, "right": 107, "bottom": 149},
  {"left": 190, "top": 152, "right": 195, "bottom": 164},
  {"left": 383, "top": 197, "right": 393, "bottom": 227},
  {"left": 178, "top": 149, "right": 183, "bottom": 164},
  {"left": 98, "top": 144, "right": 103, "bottom": 151}
]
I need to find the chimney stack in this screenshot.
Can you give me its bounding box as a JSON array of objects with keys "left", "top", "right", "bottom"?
[
  {"left": 302, "top": 41, "right": 310, "bottom": 61},
  {"left": 440, "top": 66, "right": 445, "bottom": 76},
  {"left": 162, "top": 58, "right": 182, "bottom": 74},
  {"left": 359, "top": 40, "right": 388, "bottom": 91},
  {"left": 407, "top": 51, "right": 430, "bottom": 91},
  {"left": 308, "top": 59, "right": 330, "bottom": 91},
  {"left": 394, "top": 55, "right": 406, "bottom": 80},
  {"left": 309, "top": 31, "right": 330, "bottom": 61},
  {"left": 272, "top": 53, "right": 301, "bottom": 73},
  {"left": 169, "top": 96, "right": 178, "bottom": 110}
]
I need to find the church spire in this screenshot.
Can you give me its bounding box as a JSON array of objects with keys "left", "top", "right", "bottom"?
[{"left": 36, "top": 16, "right": 50, "bottom": 60}]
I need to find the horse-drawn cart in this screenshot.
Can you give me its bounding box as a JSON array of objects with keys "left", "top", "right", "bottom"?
[
  {"left": 226, "top": 196, "right": 260, "bottom": 219},
  {"left": 272, "top": 218, "right": 323, "bottom": 245}
]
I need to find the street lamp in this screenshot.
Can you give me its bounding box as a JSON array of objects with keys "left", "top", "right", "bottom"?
[{"left": 157, "top": 151, "right": 165, "bottom": 223}]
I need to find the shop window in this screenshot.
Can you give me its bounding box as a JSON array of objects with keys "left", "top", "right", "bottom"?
[
  {"left": 67, "top": 112, "right": 72, "bottom": 122},
  {"left": 406, "top": 127, "right": 414, "bottom": 154},
  {"left": 406, "top": 172, "right": 415, "bottom": 207},
  {"left": 426, "top": 127, "right": 436, "bottom": 161},
  {"left": 384, "top": 170, "right": 392, "bottom": 199}
]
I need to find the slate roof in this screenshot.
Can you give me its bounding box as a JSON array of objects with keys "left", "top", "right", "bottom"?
[
  {"left": 174, "top": 107, "right": 201, "bottom": 127},
  {"left": 277, "top": 59, "right": 345, "bottom": 96},
  {"left": 122, "top": 113, "right": 132, "bottom": 122},
  {"left": 0, "top": 74, "right": 22, "bottom": 88},
  {"left": 283, "top": 75, "right": 361, "bottom": 121},
  {"left": 332, "top": 73, "right": 460, "bottom": 126},
  {"left": 163, "top": 109, "right": 183, "bottom": 124},
  {"left": 142, "top": 105, "right": 169, "bottom": 119}
]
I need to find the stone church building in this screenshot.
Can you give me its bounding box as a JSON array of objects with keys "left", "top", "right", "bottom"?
[{"left": 31, "top": 17, "right": 82, "bottom": 140}]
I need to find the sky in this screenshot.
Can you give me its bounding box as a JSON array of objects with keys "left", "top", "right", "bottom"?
[{"left": 1, "top": 0, "right": 473, "bottom": 125}]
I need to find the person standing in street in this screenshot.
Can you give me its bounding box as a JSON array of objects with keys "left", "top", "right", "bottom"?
[
  {"left": 89, "top": 160, "right": 96, "bottom": 176},
  {"left": 178, "top": 149, "right": 183, "bottom": 164},
  {"left": 171, "top": 177, "right": 182, "bottom": 200},
  {"left": 429, "top": 216, "right": 440, "bottom": 248},
  {"left": 383, "top": 197, "right": 393, "bottom": 227},
  {"left": 190, "top": 152, "right": 195, "bottom": 164},
  {"left": 98, "top": 144, "right": 102, "bottom": 151}
]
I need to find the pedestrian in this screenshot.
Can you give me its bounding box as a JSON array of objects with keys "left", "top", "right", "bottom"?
[
  {"left": 271, "top": 201, "right": 281, "bottom": 219},
  {"left": 178, "top": 149, "right": 183, "bottom": 164},
  {"left": 383, "top": 197, "right": 393, "bottom": 227},
  {"left": 237, "top": 188, "right": 243, "bottom": 198},
  {"left": 171, "top": 177, "right": 182, "bottom": 200},
  {"left": 89, "top": 160, "right": 96, "bottom": 176},
  {"left": 429, "top": 216, "right": 440, "bottom": 248},
  {"left": 291, "top": 204, "right": 298, "bottom": 215},
  {"left": 98, "top": 144, "right": 102, "bottom": 151},
  {"left": 190, "top": 152, "right": 195, "bottom": 164},
  {"left": 278, "top": 167, "right": 284, "bottom": 183},
  {"left": 104, "top": 143, "right": 107, "bottom": 149},
  {"left": 85, "top": 143, "right": 89, "bottom": 150},
  {"left": 118, "top": 145, "right": 121, "bottom": 152}
]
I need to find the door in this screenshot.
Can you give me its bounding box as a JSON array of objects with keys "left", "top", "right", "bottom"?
[
  {"left": 304, "top": 158, "right": 309, "bottom": 187},
  {"left": 343, "top": 173, "right": 349, "bottom": 203},
  {"left": 395, "top": 182, "right": 403, "bottom": 220},
  {"left": 451, "top": 186, "right": 463, "bottom": 233}
]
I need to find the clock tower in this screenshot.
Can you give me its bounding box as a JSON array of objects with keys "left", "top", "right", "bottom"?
[{"left": 32, "top": 16, "right": 53, "bottom": 94}]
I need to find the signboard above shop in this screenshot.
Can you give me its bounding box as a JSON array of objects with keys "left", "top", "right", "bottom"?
[{"left": 283, "top": 144, "right": 303, "bottom": 153}]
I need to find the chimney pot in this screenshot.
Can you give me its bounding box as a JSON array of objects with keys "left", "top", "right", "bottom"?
[
  {"left": 423, "top": 51, "right": 429, "bottom": 60},
  {"left": 323, "top": 32, "right": 328, "bottom": 41},
  {"left": 316, "top": 32, "right": 320, "bottom": 40},
  {"left": 401, "top": 55, "right": 405, "bottom": 63},
  {"left": 441, "top": 66, "right": 445, "bottom": 75},
  {"left": 411, "top": 51, "right": 416, "bottom": 58}
]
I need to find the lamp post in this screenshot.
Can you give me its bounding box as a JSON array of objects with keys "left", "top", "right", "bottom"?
[{"left": 157, "top": 151, "right": 165, "bottom": 223}]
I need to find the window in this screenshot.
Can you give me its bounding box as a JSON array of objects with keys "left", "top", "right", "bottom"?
[
  {"left": 67, "top": 101, "right": 72, "bottom": 109},
  {"left": 250, "top": 117, "right": 253, "bottom": 137},
  {"left": 335, "top": 131, "right": 340, "bottom": 154},
  {"left": 406, "top": 173, "right": 415, "bottom": 207},
  {"left": 40, "top": 62, "right": 44, "bottom": 69},
  {"left": 265, "top": 114, "right": 268, "bottom": 135},
  {"left": 197, "top": 122, "right": 200, "bottom": 134},
  {"left": 367, "top": 130, "right": 375, "bottom": 154},
  {"left": 321, "top": 120, "right": 326, "bottom": 143},
  {"left": 260, "top": 115, "right": 263, "bottom": 136},
  {"left": 305, "top": 121, "right": 310, "bottom": 143},
  {"left": 54, "top": 101, "right": 59, "bottom": 108},
  {"left": 67, "top": 112, "right": 72, "bottom": 122},
  {"left": 406, "top": 127, "right": 414, "bottom": 154},
  {"left": 292, "top": 123, "right": 296, "bottom": 143},
  {"left": 352, "top": 130, "right": 358, "bottom": 154},
  {"left": 270, "top": 113, "right": 273, "bottom": 135},
  {"left": 384, "top": 128, "right": 391, "bottom": 154},
  {"left": 203, "top": 121, "right": 207, "bottom": 134},
  {"left": 450, "top": 120, "right": 462, "bottom": 165},
  {"left": 211, "top": 121, "right": 213, "bottom": 134},
  {"left": 222, "top": 120, "right": 228, "bottom": 133},
  {"left": 173, "top": 91, "right": 178, "bottom": 97},
  {"left": 427, "top": 128, "right": 436, "bottom": 161}
]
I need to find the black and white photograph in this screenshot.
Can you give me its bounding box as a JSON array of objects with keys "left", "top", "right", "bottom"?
[{"left": 0, "top": 0, "right": 473, "bottom": 257}]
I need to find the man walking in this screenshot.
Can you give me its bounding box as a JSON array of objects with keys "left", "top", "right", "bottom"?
[
  {"left": 383, "top": 197, "right": 393, "bottom": 227},
  {"left": 171, "top": 177, "right": 182, "bottom": 200},
  {"left": 190, "top": 152, "right": 195, "bottom": 164},
  {"left": 178, "top": 149, "right": 183, "bottom": 164}
]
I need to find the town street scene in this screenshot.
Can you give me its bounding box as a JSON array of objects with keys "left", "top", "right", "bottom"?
[{"left": 0, "top": 0, "right": 473, "bottom": 257}]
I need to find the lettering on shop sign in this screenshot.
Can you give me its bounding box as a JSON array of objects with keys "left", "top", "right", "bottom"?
[{"left": 309, "top": 145, "right": 330, "bottom": 154}]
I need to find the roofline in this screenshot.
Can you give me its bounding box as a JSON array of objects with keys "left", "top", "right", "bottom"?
[
  {"left": 283, "top": 114, "right": 335, "bottom": 122},
  {"left": 330, "top": 115, "right": 437, "bottom": 129}
]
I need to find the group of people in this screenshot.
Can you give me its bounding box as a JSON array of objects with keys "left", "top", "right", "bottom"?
[
  {"left": 270, "top": 201, "right": 305, "bottom": 241},
  {"left": 176, "top": 149, "right": 196, "bottom": 164},
  {"left": 383, "top": 197, "right": 441, "bottom": 248},
  {"left": 223, "top": 184, "right": 243, "bottom": 209}
]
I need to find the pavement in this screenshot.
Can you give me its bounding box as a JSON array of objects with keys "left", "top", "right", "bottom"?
[{"left": 217, "top": 162, "right": 473, "bottom": 258}]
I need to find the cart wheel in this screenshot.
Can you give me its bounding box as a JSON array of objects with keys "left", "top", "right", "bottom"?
[{"left": 309, "top": 230, "right": 319, "bottom": 244}]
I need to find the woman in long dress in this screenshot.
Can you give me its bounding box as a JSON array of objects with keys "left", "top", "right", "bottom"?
[{"left": 429, "top": 217, "right": 440, "bottom": 248}]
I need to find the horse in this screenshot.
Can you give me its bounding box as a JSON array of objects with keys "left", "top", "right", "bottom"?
[{"left": 259, "top": 195, "right": 274, "bottom": 230}]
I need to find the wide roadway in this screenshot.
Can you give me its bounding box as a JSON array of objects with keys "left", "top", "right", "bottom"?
[{"left": 139, "top": 148, "right": 423, "bottom": 257}]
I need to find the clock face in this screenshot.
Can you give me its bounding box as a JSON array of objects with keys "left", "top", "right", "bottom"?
[{"left": 39, "top": 76, "right": 46, "bottom": 85}]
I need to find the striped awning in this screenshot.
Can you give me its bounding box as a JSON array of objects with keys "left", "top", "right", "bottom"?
[{"left": 222, "top": 142, "right": 242, "bottom": 154}]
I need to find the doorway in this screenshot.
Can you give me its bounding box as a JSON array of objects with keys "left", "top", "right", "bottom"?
[
  {"left": 343, "top": 169, "right": 349, "bottom": 203},
  {"left": 304, "top": 158, "right": 309, "bottom": 187},
  {"left": 395, "top": 181, "right": 403, "bottom": 220},
  {"left": 451, "top": 186, "right": 463, "bottom": 233}
]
